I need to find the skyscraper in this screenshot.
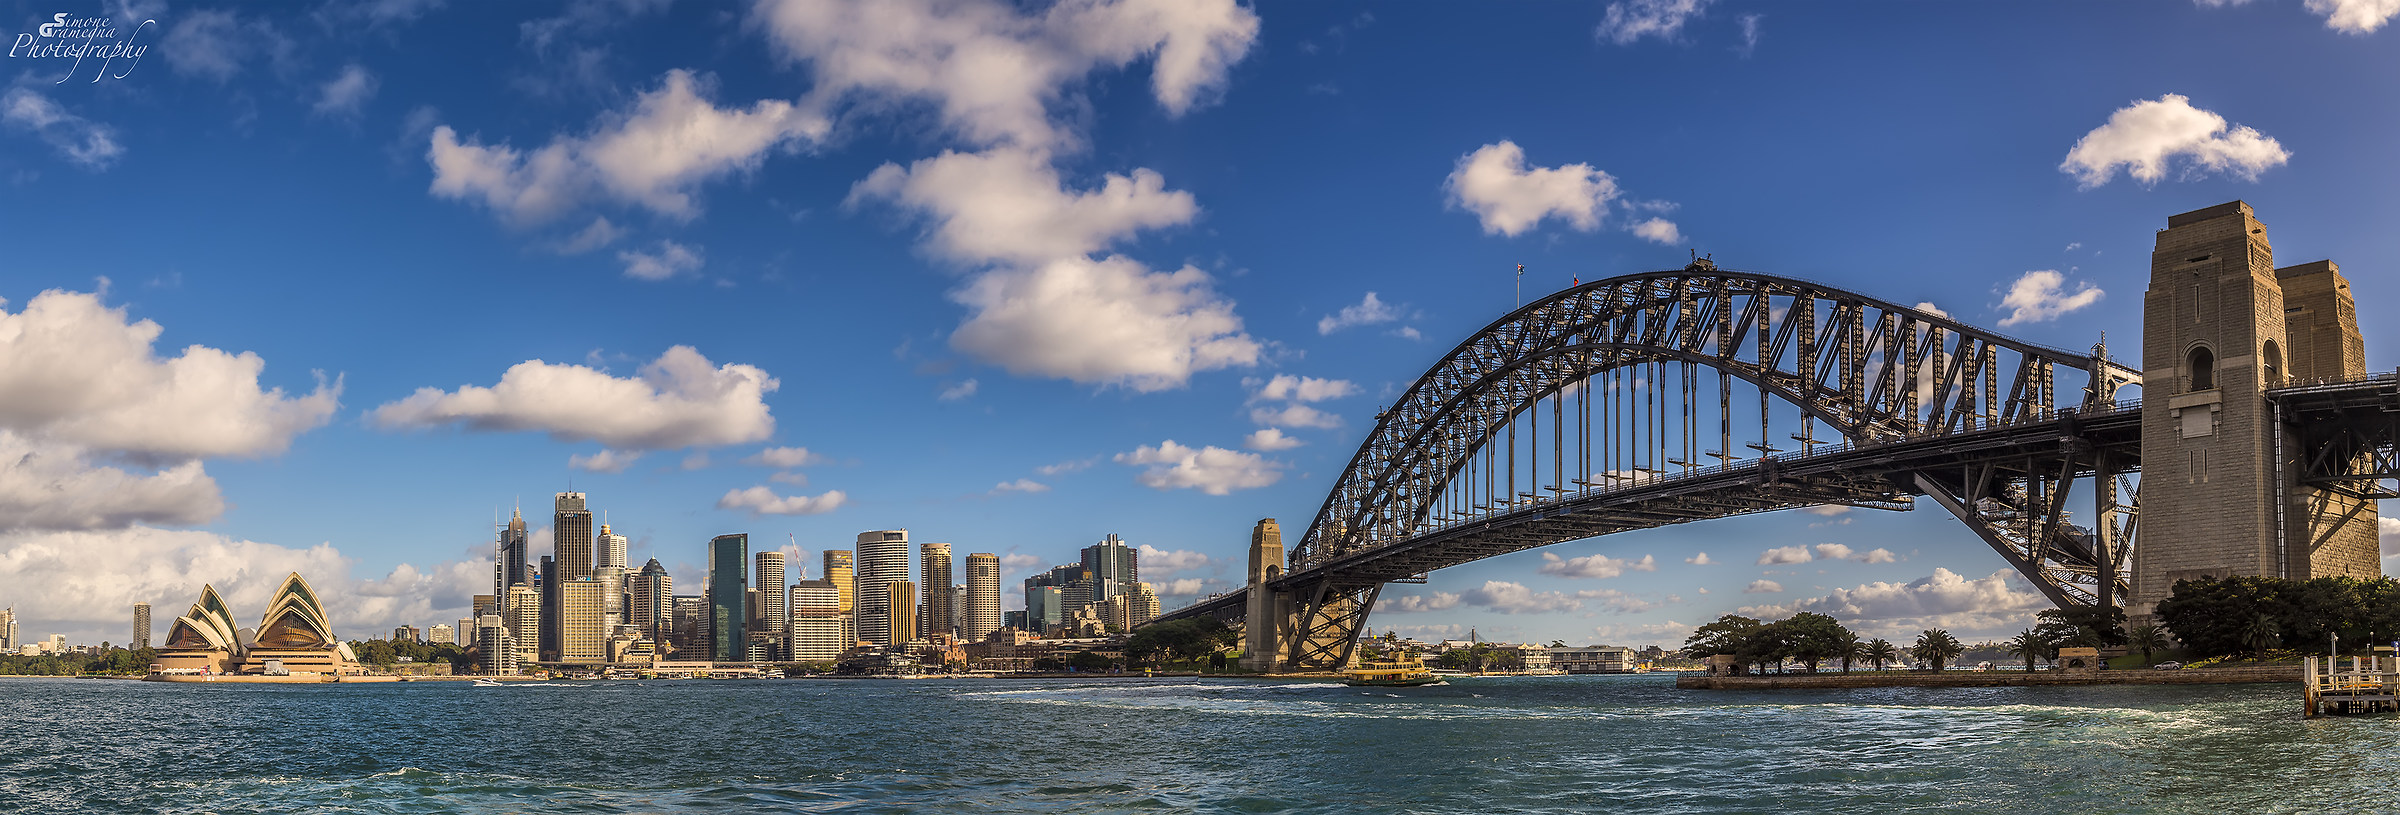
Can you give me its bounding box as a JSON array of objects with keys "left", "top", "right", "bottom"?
[
  {"left": 554, "top": 492, "right": 594, "bottom": 581},
  {"left": 629, "top": 558, "right": 672, "bottom": 644},
  {"left": 477, "top": 614, "right": 515, "bottom": 675},
  {"left": 133, "top": 602, "right": 151, "bottom": 651},
  {"left": 538, "top": 555, "right": 560, "bottom": 662},
  {"left": 0, "top": 607, "right": 13, "bottom": 650},
  {"left": 755, "top": 551, "right": 788, "bottom": 656},
  {"left": 824, "top": 550, "right": 855, "bottom": 615},
  {"left": 497, "top": 505, "right": 530, "bottom": 607},
  {"left": 1026, "top": 585, "right": 1062, "bottom": 634},
  {"left": 963, "top": 553, "right": 1000, "bottom": 641},
  {"left": 788, "top": 579, "right": 848, "bottom": 662},
  {"left": 854, "top": 530, "right": 909, "bottom": 647},
  {"left": 887, "top": 581, "right": 918, "bottom": 645},
  {"left": 560, "top": 580, "right": 606, "bottom": 663},
  {"left": 920, "top": 542, "right": 954, "bottom": 642},
  {"left": 708, "top": 534, "right": 749, "bottom": 663},
  {"left": 508, "top": 585, "right": 541, "bottom": 667},
  {"left": 430, "top": 622, "right": 454, "bottom": 646},
  {"left": 670, "top": 595, "right": 706, "bottom": 655},
  {"left": 1082, "top": 534, "right": 1138, "bottom": 603},
  {"left": 595, "top": 523, "right": 629, "bottom": 629}
]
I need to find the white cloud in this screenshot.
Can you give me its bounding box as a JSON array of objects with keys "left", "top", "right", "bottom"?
[
  {"left": 369, "top": 346, "right": 776, "bottom": 450},
  {"left": 1114, "top": 440, "right": 1282, "bottom": 495},
  {"left": 754, "top": 0, "right": 1260, "bottom": 151},
  {"left": 1136, "top": 544, "right": 1210, "bottom": 576},
  {"left": 1758, "top": 545, "right": 1812, "bottom": 565},
  {"left": 0, "top": 525, "right": 485, "bottom": 645},
  {"left": 1574, "top": 588, "right": 1658, "bottom": 614},
  {"left": 950, "top": 256, "right": 1260, "bottom": 392},
  {"left": 0, "top": 432, "right": 223, "bottom": 532},
  {"left": 1242, "top": 428, "right": 1303, "bottom": 451},
  {"left": 1686, "top": 552, "right": 1713, "bottom": 565},
  {"left": 717, "top": 486, "right": 849, "bottom": 516},
  {"left": 2060, "top": 94, "right": 2290, "bottom": 189},
  {"left": 992, "top": 478, "right": 1049, "bottom": 494},
  {"left": 1597, "top": 0, "right": 1714, "bottom": 44},
  {"left": 555, "top": 217, "right": 624, "bottom": 254},
  {"left": 1631, "top": 217, "right": 1683, "bottom": 245},
  {"left": 1248, "top": 403, "right": 1342, "bottom": 430},
  {"left": 1998, "top": 269, "right": 2104, "bottom": 327},
  {"left": 1445, "top": 141, "right": 1619, "bottom": 237},
  {"left": 1734, "top": 13, "right": 1761, "bottom": 55},
  {"left": 1249, "top": 374, "right": 1359, "bottom": 404},
  {"left": 162, "top": 10, "right": 284, "bottom": 83},
  {"left": 770, "top": 470, "right": 810, "bottom": 486},
  {"left": 1745, "top": 579, "right": 1783, "bottom": 594},
  {"left": 568, "top": 448, "right": 641, "bottom": 473},
  {"left": 999, "top": 552, "right": 1044, "bottom": 572},
  {"left": 1159, "top": 577, "right": 1210, "bottom": 597},
  {"left": 313, "top": 64, "right": 380, "bottom": 118},
  {"left": 850, "top": 147, "right": 1198, "bottom": 266},
  {"left": 1036, "top": 457, "right": 1098, "bottom": 476},
  {"left": 1804, "top": 505, "right": 1852, "bottom": 517},
  {"left": 1859, "top": 548, "right": 1898, "bottom": 564},
  {"left": 939, "top": 379, "right": 979, "bottom": 401},
  {"left": 1914, "top": 301, "right": 1951, "bottom": 319},
  {"left": 2306, "top": 0, "right": 2400, "bottom": 32},
  {"left": 1537, "top": 552, "right": 1658, "bottom": 579},
  {"left": 618, "top": 240, "right": 705, "bottom": 281},
  {"left": 2, "top": 90, "right": 124, "bottom": 169},
  {"left": 427, "top": 70, "right": 826, "bottom": 224},
  {"left": 1463, "top": 580, "right": 1582, "bottom": 614},
  {"left": 1742, "top": 568, "right": 2048, "bottom": 641},
  {"left": 1377, "top": 592, "right": 1462, "bottom": 613},
  {"left": 1811, "top": 543, "right": 1854, "bottom": 561},
  {"left": 0, "top": 289, "right": 339, "bottom": 460},
  {"left": 681, "top": 452, "right": 712, "bottom": 470},
  {"left": 1317, "top": 292, "right": 1402, "bottom": 335},
  {"left": 747, "top": 447, "right": 830, "bottom": 468}
]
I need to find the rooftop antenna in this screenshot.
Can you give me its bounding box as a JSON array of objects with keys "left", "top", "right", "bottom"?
[{"left": 1515, "top": 264, "right": 1525, "bottom": 308}]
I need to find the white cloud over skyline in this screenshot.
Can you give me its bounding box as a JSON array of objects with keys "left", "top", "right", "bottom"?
[
  {"left": 369, "top": 346, "right": 776, "bottom": 450},
  {"left": 2060, "top": 94, "right": 2290, "bottom": 188}
]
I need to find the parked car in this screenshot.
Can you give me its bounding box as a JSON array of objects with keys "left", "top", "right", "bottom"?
[{"left": 2154, "top": 661, "right": 2184, "bottom": 670}]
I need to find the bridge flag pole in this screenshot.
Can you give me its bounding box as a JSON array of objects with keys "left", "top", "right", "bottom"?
[{"left": 1515, "top": 264, "right": 1524, "bottom": 308}]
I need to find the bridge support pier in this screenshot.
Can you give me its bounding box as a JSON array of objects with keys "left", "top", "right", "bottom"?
[{"left": 1241, "top": 519, "right": 1291, "bottom": 673}]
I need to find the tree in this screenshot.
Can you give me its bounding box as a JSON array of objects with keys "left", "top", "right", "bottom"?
[
  {"left": 2128, "top": 624, "right": 2169, "bottom": 665},
  {"left": 2003, "top": 629, "right": 2046, "bottom": 672},
  {"left": 1911, "top": 629, "right": 1964, "bottom": 671},
  {"left": 2241, "top": 613, "right": 2281, "bottom": 659},
  {"left": 1777, "top": 613, "right": 1853, "bottom": 673},
  {"left": 1683, "top": 615, "right": 1764, "bottom": 659},
  {"left": 1836, "top": 631, "right": 1864, "bottom": 673},
  {"left": 1864, "top": 639, "right": 1898, "bottom": 671}
]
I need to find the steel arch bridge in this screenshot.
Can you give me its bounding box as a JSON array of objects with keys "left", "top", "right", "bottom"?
[{"left": 1153, "top": 261, "right": 2147, "bottom": 672}]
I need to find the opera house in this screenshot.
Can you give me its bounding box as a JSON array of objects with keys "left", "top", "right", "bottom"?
[{"left": 153, "top": 572, "right": 361, "bottom": 678}]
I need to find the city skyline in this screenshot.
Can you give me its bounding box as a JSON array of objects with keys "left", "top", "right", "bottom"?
[{"left": 2, "top": 1, "right": 2398, "bottom": 649}]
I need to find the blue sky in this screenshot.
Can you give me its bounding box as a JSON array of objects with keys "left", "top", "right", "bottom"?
[{"left": 2, "top": 0, "right": 2395, "bottom": 648}]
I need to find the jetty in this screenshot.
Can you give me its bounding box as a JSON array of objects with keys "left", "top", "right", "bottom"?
[{"left": 2302, "top": 650, "right": 2400, "bottom": 717}]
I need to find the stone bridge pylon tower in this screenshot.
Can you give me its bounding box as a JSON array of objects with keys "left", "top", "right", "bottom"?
[{"left": 2131, "top": 201, "right": 2379, "bottom": 616}]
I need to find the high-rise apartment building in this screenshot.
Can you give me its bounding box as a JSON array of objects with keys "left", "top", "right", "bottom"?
[
  {"left": 508, "top": 585, "right": 541, "bottom": 667},
  {"left": 787, "top": 579, "right": 849, "bottom": 662},
  {"left": 755, "top": 551, "right": 788, "bottom": 655},
  {"left": 554, "top": 492, "right": 594, "bottom": 581},
  {"left": 708, "top": 534, "right": 749, "bottom": 662},
  {"left": 824, "top": 550, "right": 855, "bottom": 615},
  {"left": 497, "top": 505, "right": 530, "bottom": 607},
  {"left": 629, "top": 558, "right": 672, "bottom": 644},
  {"left": 0, "top": 607, "right": 13, "bottom": 650},
  {"left": 887, "top": 581, "right": 918, "bottom": 645},
  {"left": 920, "top": 542, "right": 954, "bottom": 642},
  {"left": 133, "top": 602, "right": 151, "bottom": 650},
  {"left": 560, "top": 580, "right": 606, "bottom": 663},
  {"left": 430, "top": 623, "right": 453, "bottom": 646},
  {"left": 455, "top": 617, "right": 474, "bottom": 647},
  {"left": 855, "top": 531, "right": 909, "bottom": 647},
  {"left": 1126, "top": 582, "right": 1160, "bottom": 628}
]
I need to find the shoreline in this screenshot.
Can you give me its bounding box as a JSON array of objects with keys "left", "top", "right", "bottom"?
[{"left": 1676, "top": 665, "right": 2299, "bottom": 690}]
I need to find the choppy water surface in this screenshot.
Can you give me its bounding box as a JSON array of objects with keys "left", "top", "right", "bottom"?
[{"left": 2, "top": 674, "right": 2392, "bottom": 813}]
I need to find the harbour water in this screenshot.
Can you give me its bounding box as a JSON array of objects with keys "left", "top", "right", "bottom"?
[{"left": 3, "top": 673, "right": 2393, "bottom": 813}]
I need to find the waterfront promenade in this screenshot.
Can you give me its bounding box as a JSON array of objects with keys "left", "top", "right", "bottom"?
[{"left": 1678, "top": 665, "right": 2299, "bottom": 690}]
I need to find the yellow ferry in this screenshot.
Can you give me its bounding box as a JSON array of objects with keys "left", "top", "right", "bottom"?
[{"left": 1344, "top": 654, "right": 1443, "bottom": 687}]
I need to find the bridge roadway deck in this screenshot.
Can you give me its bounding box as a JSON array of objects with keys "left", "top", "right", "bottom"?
[{"left": 1157, "top": 403, "right": 2144, "bottom": 625}]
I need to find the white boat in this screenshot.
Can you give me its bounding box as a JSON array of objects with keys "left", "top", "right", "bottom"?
[{"left": 471, "top": 678, "right": 504, "bottom": 687}]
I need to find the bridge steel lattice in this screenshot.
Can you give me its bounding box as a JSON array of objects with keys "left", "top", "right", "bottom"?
[{"left": 1157, "top": 262, "right": 2147, "bottom": 672}]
